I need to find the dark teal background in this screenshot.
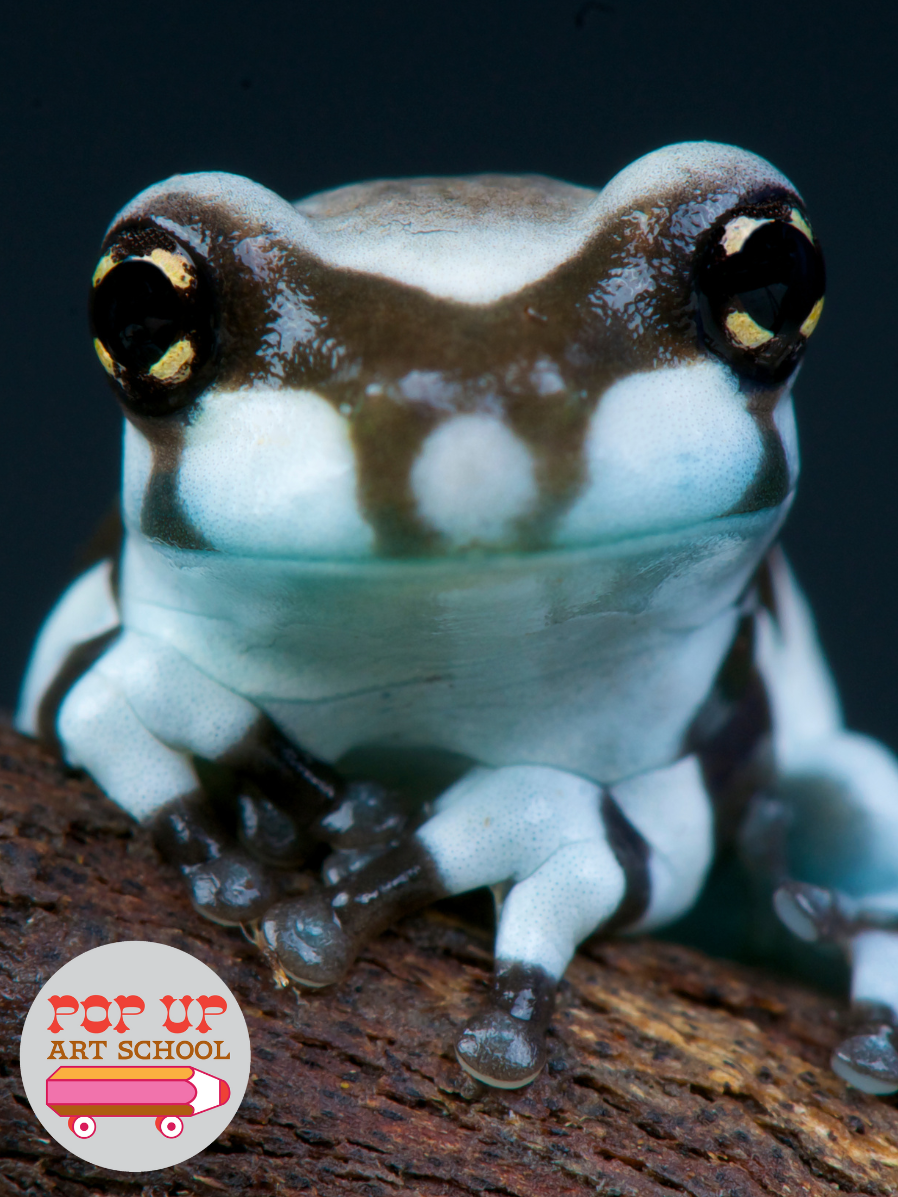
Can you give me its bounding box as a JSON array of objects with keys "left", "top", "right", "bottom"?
[{"left": 1, "top": 0, "right": 894, "bottom": 757}]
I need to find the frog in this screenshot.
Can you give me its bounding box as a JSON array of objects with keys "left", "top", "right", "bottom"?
[{"left": 17, "top": 141, "right": 898, "bottom": 1094}]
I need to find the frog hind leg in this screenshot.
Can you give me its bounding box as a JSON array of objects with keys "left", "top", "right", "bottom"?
[
  {"left": 758, "top": 548, "right": 898, "bottom": 1093},
  {"left": 263, "top": 755, "right": 716, "bottom": 1087}
]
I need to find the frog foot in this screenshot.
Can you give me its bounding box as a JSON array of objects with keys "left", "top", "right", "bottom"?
[
  {"left": 152, "top": 792, "right": 280, "bottom": 925},
  {"left": 773, "top": 880, "right": 851, "bottom": 943},
  {"left": 312, "top": 779, "right": 411, "bottom": 849},
  {"left": 181, "top": 854, "right": 279, "bottom": 925},
  {"left": 151, "top": 719, "right": 412, "bottom": 926},
  {"left": 236, "top": 784, "right": 317, "bottom": 867},
  {"left": 262, "top": 838, "right": 445, "bottom": 987},
  {"left": 261, "top": 888, "right": 355, "bottom": 987},
  {"left": 455, "top": 963, "right": 555, "bottom": 1089},
  {"left": 231, "top": 723, "right": 408, "bottom": 861},
  {"left": 832, "top": 1005, "right": 898, "bottom": 1095}
]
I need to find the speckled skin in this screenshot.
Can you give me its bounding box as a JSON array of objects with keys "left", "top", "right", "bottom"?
[{"left": 17, "top": 142, "right": 898, "bottom": 1091}]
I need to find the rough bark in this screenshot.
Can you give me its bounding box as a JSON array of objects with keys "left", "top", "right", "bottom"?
[{"left": 2, "top": 722, "right": 898, "bottom": 1197}]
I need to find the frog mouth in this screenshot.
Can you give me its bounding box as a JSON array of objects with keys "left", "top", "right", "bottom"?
[{"left": 147, "top": 504, "right": 790, "bottom": 575}]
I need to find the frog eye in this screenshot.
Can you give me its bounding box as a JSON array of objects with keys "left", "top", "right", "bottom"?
[
  {"left": 90, "top": 228, "right": 218, "bottom": 415},
  {"left": 694, "top": 205, "right": 825, "bottom": 382}
]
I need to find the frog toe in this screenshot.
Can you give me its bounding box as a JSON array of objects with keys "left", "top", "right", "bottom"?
[
  {"left": 183, "top": 852, "right": 279, "bottom": 925},
  {"left": 312, "top": 779, "right": 410, "bottom": 849},
  {"left": 455, "top": 1009, "right": 548, "bottom": 1089},
  {"left": 773, "top": 881, "right": 847, "bottom": 943},
  {"left": 151, "top": 792, "right": 280, "bottom": 924},
  {"left": 832, "top": 1026, "right": 898, "bottom": 1094},
  {"left": 264, "top": 838, "right": 445, "bottom": 986},
  {"left": 261, "top": 891, "right": 355, "bottom": 988},
  {"left": 321, "top": 842, "right": 395, "bottom": 886},
  {"left": 236, "top": 784, "right": 316, "bottom": 867},
  {"left": 456, "top": 962, "right": 556, "bottom": 1089}
]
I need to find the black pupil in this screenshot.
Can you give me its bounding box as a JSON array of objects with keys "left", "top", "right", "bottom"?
[
  {"left": 93, "top": 259, "right": 186, "bottom": 372},
  {"left": 715, "top": 221, "right": 823, "bottom": 336}
]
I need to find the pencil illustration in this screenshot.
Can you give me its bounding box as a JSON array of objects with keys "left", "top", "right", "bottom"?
[{"left": 46, "top": 1065, "right": 230, "bottom": 1138}]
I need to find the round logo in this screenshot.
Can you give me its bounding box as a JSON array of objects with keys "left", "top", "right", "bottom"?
[{"left": 19, "top": 941, "right": 250, "bottom": 1171}]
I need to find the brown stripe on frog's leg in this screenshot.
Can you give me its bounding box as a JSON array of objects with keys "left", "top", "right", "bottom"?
[
  {"left": 36, "top": 627, "right": 121, "bottom": 752},
  {"left": 600, "top": 791, "right": 651, "bottom": 932},
  {"left": 685, "top": 611, "right": 775, "bottom": 848},
  {"left": 17, "top": 554, "right": 122, "bottom": 748},
  {"left": 261, "top": 837, "right": 448, "bottom": 988}
]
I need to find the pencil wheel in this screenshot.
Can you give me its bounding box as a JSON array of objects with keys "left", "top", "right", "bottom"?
[
  {"left": 69, "top": 1115, "right": 96, "bottom": 1138},
  {"left": 156, "top": 1114, "right": 184, "bottom": 1138}
]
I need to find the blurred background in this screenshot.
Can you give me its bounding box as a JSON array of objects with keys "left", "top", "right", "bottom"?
[{"left": 1, "top": 0, "right": 895, "bottom": 751}]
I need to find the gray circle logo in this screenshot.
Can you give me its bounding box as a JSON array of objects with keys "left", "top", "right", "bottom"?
[{"left": 19, "top": 941, "right": 250, "bottom": 1171}]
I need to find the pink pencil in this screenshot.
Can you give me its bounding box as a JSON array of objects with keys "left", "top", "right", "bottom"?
[{"left": 46, "top": 1065, "right": 230, "bottom": 1139}]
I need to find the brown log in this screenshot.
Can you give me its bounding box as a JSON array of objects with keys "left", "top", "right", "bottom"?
[{"left": 2, "top": 720, "right": 898, "bottom": 1196}]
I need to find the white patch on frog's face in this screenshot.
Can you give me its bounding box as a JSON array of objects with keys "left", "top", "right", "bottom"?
[
  {"left": 301, "top": 195, "right": 595, "bottom": 306},
  {"left": 411, "top": 413, "right": 538, "bottom": 547},
  {"left": 555, "top": 359, "right": 774, "bottom": 547},
  {"left": 176, "top": 387, "right": 375, "bottom": 558}
]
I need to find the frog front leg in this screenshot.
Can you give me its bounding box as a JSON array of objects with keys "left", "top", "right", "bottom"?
[
  {"left": 263, "top": 755, "right": 715, "bottom": 1087},
  {"left": 54, "top": 627, "right": 330, "bottom": 923},
  {"left": 18, "top": 570, "right": 403, "bottom": 924}
]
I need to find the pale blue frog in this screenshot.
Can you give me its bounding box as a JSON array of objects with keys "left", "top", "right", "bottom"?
[{"left": 19, "top": 142, "right": 898, "bottom": 1092}]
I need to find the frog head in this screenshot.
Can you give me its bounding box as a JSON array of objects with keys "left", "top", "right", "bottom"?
[{"left": 90, "top": 142, "right": 823, "bottom": 561}]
